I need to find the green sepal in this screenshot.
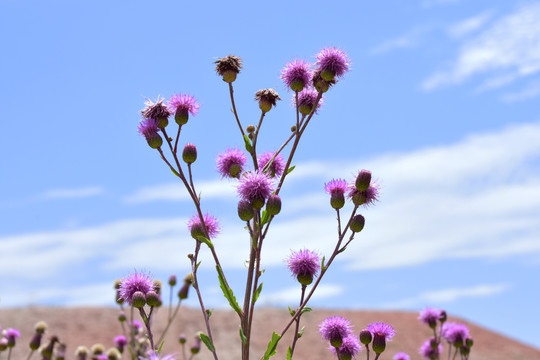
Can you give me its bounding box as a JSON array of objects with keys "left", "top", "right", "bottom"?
[
  {"left": 216, "top": 265, "right": 242, "bottom": 317},
  {"left": 243, "top": 134, "right": 253, "bottom": 154},
  {"left": 262, "top": 332, "right": 281, "bottom": 360},
  {"left": 199, "top": 333, "right": 215, "bottom": 352}
]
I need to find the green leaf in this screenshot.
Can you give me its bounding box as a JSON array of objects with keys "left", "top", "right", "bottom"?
[
  {"left": 297, "top": 327, "right": 304, "bottom": 339},
  {"left": 169, "top": 166, "right": 181, "bottom": 178},
  {"left": 239, "top": 326, "right": 247, "bottom": 345},
  {"left": 262, "top": 332, "right": 281, "bottom": 360},
  {"left": 216, "top": 265, "right": 243, "bottom": 317},
  {"left": 199, "top": 333, "right": 215, "bottom": 353},
  {"left": 286, "top": 346, "right": 292, "bottom": 360},
  {"left": 286, "top": 165, "right": 296, "bottom": 175},
  {"left": 157, "top": 340, "right": 164, "bottom": 354},
  {"left": 197, "top": 236, "right": 214, "bottom": 249},
  {"left": 243, "top": 134, "right": 253, "bottom": 154},
  {"left": 288, "top": 306, "right": 295, "bottom": 317},
  {"left": 253, "top": 282, "right": 263, "bottom": 303},
  {"left": 260, "top": 210, "right": 270, "bottom": 226},
  {"left": 321, "top": 256, "right": 326, "bottom": 271},
  {"left": 300, "top": 307, "right": 312, "bottom": 314},
  {"left": 206, "top": 309, "right": 213, "bottom": 318}
]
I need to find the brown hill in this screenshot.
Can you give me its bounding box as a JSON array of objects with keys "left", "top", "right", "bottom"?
[{"left": 1, "top": 307, "right": 539, "bottom": 360}]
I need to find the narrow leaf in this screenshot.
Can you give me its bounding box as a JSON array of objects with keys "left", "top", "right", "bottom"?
[
  {"left": 300, "top": 307, "right": 312, "bottom": 314},
  {"left": 197, "top": 235, "right": 214, "bottom": 249},
  {"left": 253, "top": 282, "right": 263, "bottom": 303},
  {"left": 243, "top": 134, "right": 253, "bottom": 154},
  {"left": 261, "top": 210, "right": 270, "bottom": 226},
  {"left": 286, "top": 165, "right": 296, "bottom": 175},
  {"left": 216, "top": 265, "right": 243, "bottom": 317},
  {"left": 288, "top": 306, "right": 295, "bottom": 317},
  {"left": 298, "top": 327, "right": 305, "bottom": 339},
  {"left": 169, "top": 166, "right": 181, "bottom": 178},
  {"left": 239, "top": 326, "right": 247, "bottom": 345},
  {"left": 157, "top": 340, "right": 164, "bottom": 354},
  {"left": 262, "top": 332, "right": 281, "bottom": 360},
  {"left": 199, "top": 333, "right": 215, "bottom": 352},
  {"left": 286, "top": 346, "right": 292, "bottom": 360},
  {"left": 321, "top": 256, "right": 326, "bottom": 270}
]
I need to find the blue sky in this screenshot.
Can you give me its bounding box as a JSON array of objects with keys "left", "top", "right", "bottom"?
[{"left": 1, "top": 0, "right": 540, "bottom": 351}]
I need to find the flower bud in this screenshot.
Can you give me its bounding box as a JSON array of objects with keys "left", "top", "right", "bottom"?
[
  {"left": 168, "top": 275, "right": 177, "bottom": 287},
  {"left": 330, "top": 192, "right": 345, "bottom": 210},
  {"left": 114, "top": 336, "right": 127, "bottom": 353},
  {"left": 35, "top": 321, "right": 48, "bottom": 335},
  {"left": 107, "top": 348, "right": 121, "bottom": 360},
  {"left": 41, "top": 336, "right": 59, "bottom": 358},
  {"left": 179, "top": 334, "right": 187, "bottom": 345},
  {"left": 251, "top": 195, "right": 265, "bottom": 210},
  {"left": 439, "top": 310, "right": 447, "bottom": 323},
  {"left": 115, "top": 290, "right": 124, "bottom": 305},
  {"left": 178, "top": 282, "right": 191, "bottom": 300},
  {"left": 131, "top": 291, "right": 146, "bottom": 308},
  {"left": 6, "top": 328, "right": 20, "bottom": 348},
  {"left": 246, "top": 125, "right": 256, "bottom": 133},
  {"left": 153, "top": 280, "right": 162, "bottom": 295},
  {"left": 182, "top": 143, "right": 197, "bottom": 164},
  {"left": 266, "top": 194, "right": 282, "bottom": 216},
  {"left": 290, "top": 125, "right": 297, "bottom": 132},
  {"left": 372, "top": 334, "right": 386, "bottom": 354},
  {"left": 91, "top": 344, "right": 105, "bottom": 356},
  {"left": 465, "top": 337, "right": 474, "bottom": 347},
  {"left": 190, "top": 336, "right": 202, "bottom": 354},
  {"left": 75, "top": 346, "right": 89, "bottom": 360},
  {"left": 118, "top": 312, "right": 126, "bottom": 322},
  {"left": 146, "top": 290, "right": 161, "bottom": 307},
  {"left": 0, "top": 338, "right": 8, "bottom": 351},
  {"left": 350, "top": 215, "right": 365, "bottom": 233},
  {"left": 238, "top": 200, "right": 254, "bottom": 221},
  {"left": 359, "top": 329, "right": 372, "bottom": 345},
  {"left": 113, "top": 280, "right": 121, "bottom": 290},
  {"left": 29, "top": 333, "right": 43, "bottom": 351},
  {"left": 355, "top": 170, "right": 372, "bottom": 192},
  {"left": 460, "top": 346, "right": 470, "bottom": 356},
  {"left": 430, "top": 337, "right": 438, "bottom": 349},
  {"left": 175, "top": 108, "right": 189, "bottom": 125}
]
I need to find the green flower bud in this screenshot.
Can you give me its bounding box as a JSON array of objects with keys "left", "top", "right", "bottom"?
[
  {"left": 266, "top": 194, "right": 282, "bottom": 216},
  {"left": 350, "top": 215, "right": 365, "bottom": 233},
  {"left": 131, "top": 291, "right": 146, "bottom": 308}
]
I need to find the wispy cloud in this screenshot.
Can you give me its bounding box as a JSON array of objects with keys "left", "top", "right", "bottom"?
[
  {"left": 382, "top": 284, "right": 510, "bottom": 308},
  {"left": 501, "top": 80, "right": 540, "bottom": 103},
  {"left": 370, "top": 27, "right": 430, "bottom": 55},
  {"left": 423, "top": 3, "right": 540, "bottom": 91},
  {"left": 41, "top": 186, "right": 104, "bottom": 199},
  {"left": 446, "top": 11, "right": 493, "bottom": 39},
  {"left": 259, "top": 284, "right": 344, "bottom": 306},
  {"left": 124, "top": 180, "right": 236, "bottom": 204},
  {"left": 2, "top": 122, "right": 540, "bottom": 305}
]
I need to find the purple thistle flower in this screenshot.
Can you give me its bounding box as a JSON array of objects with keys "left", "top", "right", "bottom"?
[
  {"left": 168, "top": 93, "right": 200, "bottom": 116},
  {"left": 281, "top": 59, "right": 312, "bottom": 92},
  {"left": 141, "top": 96, "right": 172, "bottom": 127},
  {"left": 237, "top": 170, "right": 274, "bottom": 209},
  {"left": 294, "top": 89, "right": 323, "bottom": 115},
  {"left": 5, "top": 328, "right": 20, "bottom": 347},
  {"left": 138, "top": 118, "right": 163, "bottom": 149},
  {"left": 442, "top": 322, "right": 469, "bottom": 346},
  {"left": 330, "top": 335, "right": 361, "bottom": 360},
  {"left": 217, "top": 148, "right": 248, "bottom": 178},
  {"left": 168, "top": 93, "right": 200, "bottom": 125},
  {"left": 325, "top": 178, "right": 348, "bottom": 210},
  {"left": 393, "top": 352, "right": 410, "bottom": 360},
  {"left": 315, "top": 47, "right": 351, "bottom": 81},
  {"left": 418, "top": 308, "right": 443, "bottom": 329},
  {"left": 286, "top": 249, "right": 320, "bottom": 285},
  {"left": 258, "top": 152, "right": 285, "bottom": 178},
  {"left": 119, "top": 271, "right": 154, "bottom": 306},
  {"left": 132, "top": 320, "right": 143, "bottom": 331},
  {"left": 143, "top": 352, "right": 177, "bottom": 360},
  {"left": 114, "top": 335, "right": 127, "bottom": 347},
  {"left": 347, "top": 181, "right": 380, "bottom": 207},
  {"left": 419, "top": 339, "right": 442, "bottom": 359},
  {"left": 188, "top": 213, "right": 220, "bottom": 239},
  {"left": 319, "top": 316, "right": 353, "bottom": 348},
  {"left": 367, "top": 322, "right": 395, "bottom": 341}
]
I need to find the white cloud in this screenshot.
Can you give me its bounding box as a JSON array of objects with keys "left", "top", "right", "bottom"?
[
  {"left": 447, "top": 11, "right": 493, "bottom": 38},
  {"left": 382, "top": 284, "right": 509, "bottom": 308},
  {"left": 501, "top": 80, "right": 540, "bottom": 102},
  {"left": 423, "top": 3, "right": 540, "bottom": 91},
  {"left": 41, "top": 186, "right": 104, "bottom": 199},
  {"left": 259, "top": 284, "right": 344, "bottom": 306},
  {"left": 124, "top": 180, "right": 236, "bottom": 203},
  {"left": 370, "top": 27, "right": 430, "bottom": 55},
  {"left": 2, "top": 122, "right": 540, "bottom": 306}
]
